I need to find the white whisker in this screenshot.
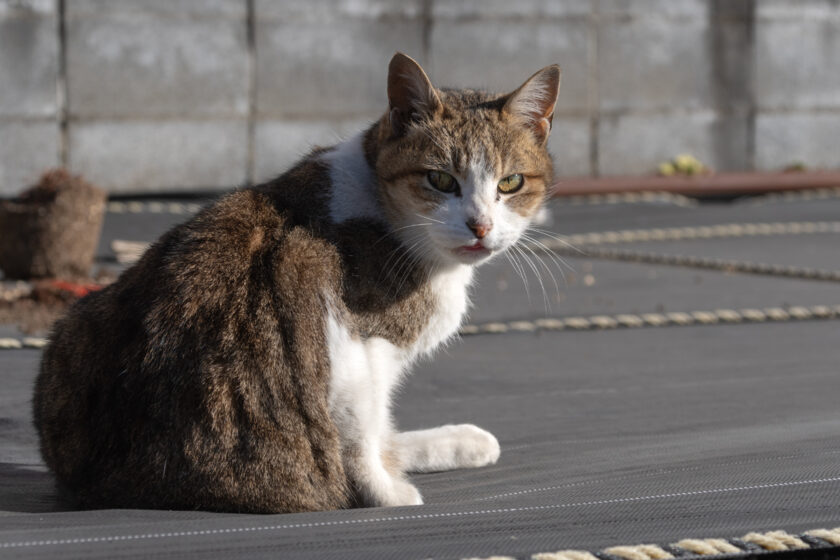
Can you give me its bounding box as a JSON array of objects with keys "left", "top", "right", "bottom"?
[
  {"left": 372, "top": 222, "right": 434, "bottom": 247},
  {"left": 527, "top": 227, "right": 586, "bottom": 255},
  {"left": 512, "top": 244, "right": 549, "bottom": 312},
  {"left": 504, "top": 251, "right": 531, "bottom": 303},
  {"left": 415, "top": 212, "right": 444, "bottom": 224},
  {"left": 519, "top": 239, "right": 562, "bottom": 304}
]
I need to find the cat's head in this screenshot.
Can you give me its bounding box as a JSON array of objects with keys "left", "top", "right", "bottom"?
[{"left": 374, "top": 52, "right": 560, "bottom": 267}]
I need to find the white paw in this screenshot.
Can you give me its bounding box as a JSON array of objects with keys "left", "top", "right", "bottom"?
[
  {"left": 396, "top": 424, "right": 501, "bottom": 472},
  {"left": 446, "top": 424, "right": 501, "bottom": 469},
  {"left": 377, "top": 478, "right": 423, "bottom": 507}
]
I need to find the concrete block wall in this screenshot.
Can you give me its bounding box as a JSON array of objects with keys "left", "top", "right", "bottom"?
[
  {"left": 754, "top": 0, "right": 840, "bottom": 170},
  {"left": 0, "top": 0, "right": 60, "bottom": 194},
  {"left": 1, "top": 0, "right": 839, "bottom": 195}
]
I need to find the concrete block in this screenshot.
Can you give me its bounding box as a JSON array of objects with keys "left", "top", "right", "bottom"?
[
  {"left": 755, "top": 19, "right": 840, "bottom": 110},
  {"left": 429, "top": 20, "right": 590, "bottom": 114},
  {"left": 254, "top": 118, "right": 375, "bottom": 183},
  {"left": 256, "top": 20, "right": 423, "bottom": 118},
  {"left": 68, "top": 120, "right": 248, "bottom": 193},
  {"left": 757, "top": 0, "right": 840, "bottom": 20},
  {"left": 0, "top": 120, "right": 59, "bottom": 196},
  {"left": 66, "top": 0, "right": 245, "bottom": 19},
  {"left": 0, "top": 0, "right": 54, "bottom": 16},
  {"left": 599, "top": 0, "right": 708, "bottom": 18},
  {"left": 755, "top": 113, "right": 840, "bottom": 171},
  {"left": 548, "top": 117, "right": 591, "bottom": 177},
  {"left": 598, "top": 111, "right": 719, "bottom": 176},
  {"left": 432, "top": 0, "right": 591, "bottom": 19},
  {"left": 0, "top": 5, "right": 58, "bottom": 117},
  {"left": 599, "top": 15, "right": 712, "bottom": 112},
  {"left": 256, "top": 0, "right": 421, "bottom": 22},
  {"left": 65, "top": 11, "right": 248, "bottom": 117}
]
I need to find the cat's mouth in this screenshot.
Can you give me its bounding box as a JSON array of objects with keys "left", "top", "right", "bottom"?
[{"left": 453, "top": 241, "right": 492, "bottom": 258}]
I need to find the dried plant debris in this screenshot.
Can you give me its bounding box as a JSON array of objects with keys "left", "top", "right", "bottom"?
[{"left": 0, "top": 169, "right": 106, "bottom": 280}]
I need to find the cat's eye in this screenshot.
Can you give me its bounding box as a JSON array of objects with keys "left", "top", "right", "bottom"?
[
  {"left": 427, "top": 170, "right": 458, "bottom": 193},
  {"left": 497, "top": 174, "right": 524, "bottom": 194}
]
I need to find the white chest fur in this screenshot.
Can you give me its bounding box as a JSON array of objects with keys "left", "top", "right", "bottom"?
[
  {"left": 324, "top": 250, "right": 475, "bottom": 508},
  {"left": 325, "top": 264, "right": 473, "bottom": 422},
  {"left": 410, "top": 264, "right": 473, "bottom": 360}
]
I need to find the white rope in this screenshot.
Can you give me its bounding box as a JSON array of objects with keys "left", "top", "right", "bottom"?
[
  {"left": 536, "top": 221, "right": 840, "bottom": 249},
  {"left": 467, "top": 526, "right": 840, "bottom": 560},
  {"left": 107, "top": 201, "right": 204, "bottom": 215},
  {"left": 674, "top": 538, "right": 741, "bottom": 555},
  {"left": 742, "top": 530, "right": 809, "bottom": 551},
  {"left": 603, "top": 544, "right": 673, "bottom": 559},
  {"left": 458, "top": 304, "right": 840, "bottom": 336},
  {"left": 532, "top": 551, "right": 599, "bottom": 560},
  {"left": 554, "top": 192, "right": 696, "bottom": 208},
  {"left": 749, "top": 186, "right": 840, "bottom": 205},
  {"left": 805, "top": 527, "right": 840, "bottom": 546}
]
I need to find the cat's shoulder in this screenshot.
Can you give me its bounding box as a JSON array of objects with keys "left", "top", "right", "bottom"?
[{"left": 321, "top": 130, "right": 385, "bottom": 225}]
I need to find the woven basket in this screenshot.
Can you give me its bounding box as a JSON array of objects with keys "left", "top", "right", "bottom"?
[{"left": 0, "top": 170, "right": 106, "bottom": 279}]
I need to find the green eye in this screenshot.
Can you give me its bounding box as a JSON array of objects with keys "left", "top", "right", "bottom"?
[
  {"left": 498, "top": 174, "right": 524, "bottom": 194},
  {"left": 427, "top": 170, "right": 458, "bottom": 193}
]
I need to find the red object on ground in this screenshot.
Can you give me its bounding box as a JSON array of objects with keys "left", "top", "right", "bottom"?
[{"left": 48, "top": 280, "right": 103, "bottom": 298}]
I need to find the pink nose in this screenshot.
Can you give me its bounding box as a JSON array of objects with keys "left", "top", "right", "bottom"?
[{"left": 466, "top": 219, "right": 492, "bottom": 239}]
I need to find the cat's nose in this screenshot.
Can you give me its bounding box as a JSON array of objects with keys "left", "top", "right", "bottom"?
[{"left": 466, "top": 218, "right": 492, "bottom": 239}]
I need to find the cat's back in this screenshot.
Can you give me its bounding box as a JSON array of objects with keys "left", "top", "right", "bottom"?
[{"left": 34, "top": 155, "right": 350, "bottom": 513}]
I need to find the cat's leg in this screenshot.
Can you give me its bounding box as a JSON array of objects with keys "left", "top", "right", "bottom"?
[
  {"left": 391, "top": 424, "right": 500, "bottom": 473},
  {"left": 344, "top": 435, "right": 423, "bottom": 508},
  {"left": 328, "top": 327, "right": 422, "bottom": 507}
]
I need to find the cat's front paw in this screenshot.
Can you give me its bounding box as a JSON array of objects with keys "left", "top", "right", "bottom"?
[
  {"left": 393, "top": 479, "right": 424, "bottom": 506},
  {"left": 394, "top": 423, "right": 501, "bottom": 473},
  {"left": 375, "top": 478, "right": 423, "bottom": 508},
  {"left": 446, "top": 424, "right": 501, "bottom": 469}
]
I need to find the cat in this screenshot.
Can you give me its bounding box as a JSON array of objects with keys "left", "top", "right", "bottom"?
[{"left": 33, "top": 53, "right": 560, "bottom": 513}]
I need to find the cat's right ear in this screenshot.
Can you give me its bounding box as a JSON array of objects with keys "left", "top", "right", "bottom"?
[{"left": 387, "top": 53, "right": 442, "bottom": 137}]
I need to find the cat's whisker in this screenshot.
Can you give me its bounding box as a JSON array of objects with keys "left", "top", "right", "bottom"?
[
  {"left": 519, "top": 236, "right": 570, "bottom": 296},
  {"left": 521, "top": 232, "right": 574, "bottom": 275},
  {"left": 388, "top": 238, "right": 427, "bottom": 299},
  {"left": 392, "top": 242, "right": 430, "bottom": 299},
  {"left": 512, "top": 244, "right": 549, "bottom": 311},
  {"left": 524, "top": 229, "right": 581, "bottom": 271},
  {"left": 527, "top": 228, "right": 586, "bottom": 256},
  {"left": 415, "top": 212, "right": 444, "bottom": 225},
  {"left": 522, "top": 235, "right": 574, "bottom": 283},
  {"left": 372, "top": 223, "right": 434, "bottom": 247},
  {"left": 378, "top": 230, "right": 428, "bottom": 285},
  {"left": 386, "top": 232, "right": 424, "bottom": 276},
  {"left": 518, "top": 239, "right": 562, "bottom": 307},
  {"left": 504, "top": 251, "right": 531, "bottom": 303},
  {"left": 516, "top": 242, "right": 555, "bottom": 312}
]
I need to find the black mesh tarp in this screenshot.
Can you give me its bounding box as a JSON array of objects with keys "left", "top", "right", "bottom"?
[{"left": 1, "top": 194, "right": 839, "bottom": 559}]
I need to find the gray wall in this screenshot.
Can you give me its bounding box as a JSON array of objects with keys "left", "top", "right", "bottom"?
[{"left": 1, "top": 0, "right": 839, "bottom": 195}]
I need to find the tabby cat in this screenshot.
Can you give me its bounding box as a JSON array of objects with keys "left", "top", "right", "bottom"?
[{"left": 34, "top": 53, "right": 560, "bottom": 513}]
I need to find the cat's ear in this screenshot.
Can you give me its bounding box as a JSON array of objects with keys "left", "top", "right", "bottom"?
[
  {"left": 503, "top": 65, "right": 561, "bottom": 144},
  {"left": 387, "top": 53, "right": 442, "bottom": 137}
]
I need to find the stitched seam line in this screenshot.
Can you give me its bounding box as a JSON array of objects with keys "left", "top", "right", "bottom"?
[{"left": 2, "top": 476, "right": 839, "bottom": 549}]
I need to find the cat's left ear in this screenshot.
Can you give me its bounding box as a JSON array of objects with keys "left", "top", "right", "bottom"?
[
  {"left": 503, "top": 65, "right": 561, "bottom": 145},
  {"left": 387, "top": 53, "right": 442, "bottom": 137}
]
